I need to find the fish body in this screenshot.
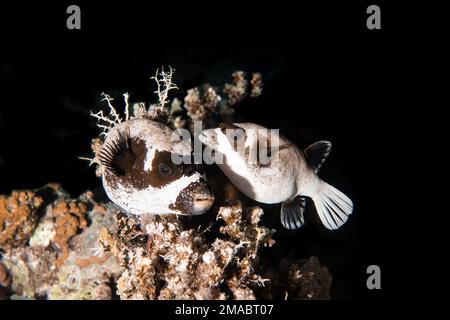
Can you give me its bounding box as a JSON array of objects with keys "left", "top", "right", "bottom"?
[
  {"left": 199, "top": 122, "right": 353, "bottom": 230},
  {"left": 99, "top": 118, "right": 214, "bottom": 216}
]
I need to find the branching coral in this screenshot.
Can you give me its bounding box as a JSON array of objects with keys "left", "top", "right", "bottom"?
[
  {"left": 223, "top": 71, "right": 263, "bottom": 106},
  {"left": 224, "top": 71, "right": 248, "bottom": 106},
  {"left": 184, "top": 85, "right": 221, "bottom": 122},
  {"left": 151, "top": 66, "right": 178, "bottom": 109},
  {"left": 97, "top": 200, "right": 275, "bottom": 300},
  {"left": 90, "top": 93, "right": 127, "bottom": 137}
]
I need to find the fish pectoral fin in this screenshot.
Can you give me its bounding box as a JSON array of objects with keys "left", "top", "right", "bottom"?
[
  {"left": 280, "top": 196, "right": 306, "bottom": 229},
  {"left": 304, "top": 141, "right": 332, "bottom": 174}
]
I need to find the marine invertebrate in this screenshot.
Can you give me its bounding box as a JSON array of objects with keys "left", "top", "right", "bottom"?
[
  {"left": 184, "top": 85, "right": 221, "bottom": 126},
  {"left": 52, "top": 200, "right": 89, "bottom": 266},
  {"left": 0, "top": 183, "right": 333, "bottom": 300},
  {"left": 97, "top": 200, "right": 275, "bottom": 300},
  {"left": 0, "top": 190, "right": 44, "bottom": 250},
  {"left": 223, "top": 71, "right": 263, "bottom": 106},
  {"left": 181, "top": 71, "right": 264, "bottom": 130},
  {"left": 0, "top": 261, "right": 10, "bottom": 288},
  {"left": 0, "top": 184, "right": 122, "bottom": 299}
]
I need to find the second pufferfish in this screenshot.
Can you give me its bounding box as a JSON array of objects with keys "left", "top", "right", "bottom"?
[{"left": 200, "top": 122, "right": 353, "bottom": 230}]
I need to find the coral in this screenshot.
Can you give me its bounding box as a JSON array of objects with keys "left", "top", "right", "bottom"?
[
  {"left": 0, "top": 261, "right": 10, "bottom": 288},
  {"left": 224, "top": 71, "right": 248, "bottom": 107},
  {"left": 97, "top": 200, "right": 275, "bottom": 300},
  {"left": 52, "top": 200, "right": 88, "bottom": 267},
  {"left": 0, "top": 185, "right": 121, "bottom": 299},
  {"left": 0, "top": 183, "right": 332, "bottom": 300},
  {"left": 0, "top": 190, "right": 44, "bottom": 250},
  {"left": 152, "top": 66, "right": 178, "bottom": 109},
  {"left": 250, "top": 72, "right": 263, "bottom": 98},
  {"left": 184, "top": 85, "right": 221, "bottom": 123},
  {"left": 90, "top": 93, "right": 126, "bottom": 137}
]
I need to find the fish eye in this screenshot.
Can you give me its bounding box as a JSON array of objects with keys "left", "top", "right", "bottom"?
[{"left": 159, "top": 162, "right": 172, "bottom": 176}]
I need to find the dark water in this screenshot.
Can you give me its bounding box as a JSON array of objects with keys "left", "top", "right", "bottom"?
[{"left": 0, "top": 2, "right": 400, "bottom": 299}]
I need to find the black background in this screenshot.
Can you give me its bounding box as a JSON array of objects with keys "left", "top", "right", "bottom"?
[{"left": 0, "top": 0, "right": 446, "bottom": 306}]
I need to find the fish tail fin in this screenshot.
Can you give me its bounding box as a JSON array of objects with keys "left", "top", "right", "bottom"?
[{"left": 310, "top": 180, "right": 353, "bottom": 230}]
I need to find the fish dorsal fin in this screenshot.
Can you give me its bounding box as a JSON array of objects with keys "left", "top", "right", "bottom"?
[{"left": 304, "top": 141, "right": 332, "bottom": 174}]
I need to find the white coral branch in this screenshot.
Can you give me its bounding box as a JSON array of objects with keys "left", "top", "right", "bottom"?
[
  {"left": 101, "top": 92, "right": 122, "bottom": 124},
  {"left": 123, "top": 92, "right": 130, "bottom": 121},
  {"left": 151, "top": 66, "right": 178, "bottom": 109},
  {"left": 249, "top": 277, "right": 270, "bottom": 287},
  {"left": 78, "top": 156, "right": 99, "bottom": 166},
  {"left": 90, "top": 92, "right": 131, "bottom": 137}
]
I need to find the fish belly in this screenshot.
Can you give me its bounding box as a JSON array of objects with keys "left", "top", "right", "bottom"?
[{"left": 218, "top": 164, "right": 294, "bottom": 204}]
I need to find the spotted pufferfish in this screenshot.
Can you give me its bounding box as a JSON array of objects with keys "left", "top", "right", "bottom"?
[
  {"left": 199, "top": 122, "right": 353, "bottom": 230},
  {"left": 98, "top": 118, "right": 214, "bottom": 216}
]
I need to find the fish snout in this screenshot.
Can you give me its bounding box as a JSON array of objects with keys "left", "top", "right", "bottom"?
[
  {"left": 172, "top": 180, "right": 214, "bottom": 216},
  {"left": 190, "top": 183, "right": 215, "bottom": 215}
]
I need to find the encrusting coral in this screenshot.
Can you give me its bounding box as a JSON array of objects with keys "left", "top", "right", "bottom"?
[
  {"left": 0, "top": 69, "right": 333, "bottom": 300},
  {"left": 0, "top": 190, "right": 44, "bottom": 251},
  {"left": 52, "top": 200, "right": 89, "bottom": 267},
  {"left": 0, "top": 184, "right": 122, "bottom": 299}
]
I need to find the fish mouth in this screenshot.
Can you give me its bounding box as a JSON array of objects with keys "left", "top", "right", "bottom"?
[
  {"left": 172, "top": 181, "right": 215, "bottom": 216},
  {"left": 191, "top": 192, "right": 215, "bottom": 215}
]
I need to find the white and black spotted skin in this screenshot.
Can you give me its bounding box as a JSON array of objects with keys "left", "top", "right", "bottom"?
[
  {"left": 199, "top": 122, "right": 353, "bottom": 231},
  {"left": 99, "top": 118, "right": 214, "bottom": 216}
]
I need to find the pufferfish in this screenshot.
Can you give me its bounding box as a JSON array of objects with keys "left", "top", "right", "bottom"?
[
  {"left": 98, "top": 118, "right": 214, "bottom": 216},
  {"left": 199, "top": 122, "right": 353, "bottom": 230}
]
